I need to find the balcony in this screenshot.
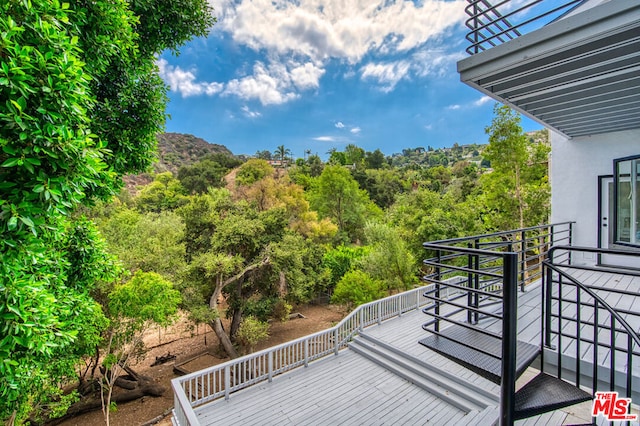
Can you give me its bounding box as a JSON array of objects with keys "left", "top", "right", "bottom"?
[{"left": 457, "top": 0, "right": 640, "bottom": 138}]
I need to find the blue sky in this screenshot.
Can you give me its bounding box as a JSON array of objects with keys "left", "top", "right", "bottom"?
[{"left": 158, "top": 0, "right": 542, "bottom": 158}]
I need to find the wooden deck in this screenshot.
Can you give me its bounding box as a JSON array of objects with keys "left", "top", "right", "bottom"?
[{"left": 188, "top": 268, "right": 640, "bottom": 425}]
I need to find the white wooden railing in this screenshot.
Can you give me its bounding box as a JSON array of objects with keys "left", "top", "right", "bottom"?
[{"left": 171, "top": 285, "right": 434, "bottom": 426}]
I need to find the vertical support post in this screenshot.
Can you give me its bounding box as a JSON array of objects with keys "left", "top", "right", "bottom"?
[
  {"left": 304, "top": 339, "right": 309, "bottom": 368},
  {"left": 501, "top": 252, "right": 518, "bottom": 426},
  {"left": 435, "top": 250, "right": 442, "bottom": 333},
  {"left": 378, "top": 302, "right": 382, "bottom": 325},
  {"left": 568, "top": 223, "right": 574, "bottom": 265},
  {"left": 544, "top": 249, "right": 554, "bottom": 348},
  {"left": 334, "top": 328, "right": 339, "bottom": 355},
  {"left": 224, "top": 365, "right": 230, "bottom": 400},
  {"left": 467, "top": 242, "right": 473, "bottom": 324},
  {"left": 474, "top": 239, "right": 480, "bottom": 324},
  {"left": 359, "top": 308, "right": 363, "bottom": 332},
  {"left": 416, "top": 288, "right": 420, "bottom": 311},
  {"left": 268, "top": 351, "right": 273, "bottom": 382},
  {"left": 520, "top": 230, "right": 526, "bottom": 291}
]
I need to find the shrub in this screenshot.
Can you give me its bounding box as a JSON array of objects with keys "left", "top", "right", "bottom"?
[{"left": 331, "top": 270, "right": 385, "bottom": 309}]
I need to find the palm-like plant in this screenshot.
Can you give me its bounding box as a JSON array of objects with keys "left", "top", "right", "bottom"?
[{"left": 274, "top": 145, "right": 292, "bottom": 165}]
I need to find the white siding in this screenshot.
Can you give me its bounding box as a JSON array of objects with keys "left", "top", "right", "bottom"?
[{"left": 550, "top": 128, "right": 640, "bottom": 265}]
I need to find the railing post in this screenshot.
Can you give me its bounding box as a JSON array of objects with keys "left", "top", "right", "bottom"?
[
  {"left": 520, "top": 230, "right": 526, "bottom": 291},
  {"left": 268, "top": 351, "right": 273, "bottom": 382},
  {"left": 568, "top": 223, "right": 573, "bottom": 264},
  {"left": 501, "top": 252, "right": 518, "bottom": 426},
  {"left": 416, "top": 288, "right": 420, "bottom": 311},
  {"left": 467, "top": 242, "right": 473, "bottom": 324},
  {"left": 304, "top": 338, "right": 309, "bottom": 368},
  {"left": 224, "top": 365, "right": 230, "bottom": 401},
  {"left": 474, "top": 239, "right": 480, "bottom": 323},
  {"left": 378, "top": 302, "right": 382, "bottom": 325},
  {"left": 334, "top": 328, "right": 339, "bottom": 355},
  {"left": 543, "top": 264, "right": 554, "bottom": 349},
  {"left": 359, "top": 308, "right": 363, "bottom": 332},
  {"left": 435, "top": 249, "right": 442, "bottom": 333}
]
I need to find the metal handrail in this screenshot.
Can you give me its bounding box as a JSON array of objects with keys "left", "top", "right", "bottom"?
[
  {"left": 542, "top": 250, "right": 640, "bottom": 405},
  {"left": 464, "top": 0, "right": 585, "bottom": 54},
  {"left": 171, "top": 285, "right": 434, "bottom": 425},
  {"left": 423, "top": 222, "right": 574, "bottom": 291}
]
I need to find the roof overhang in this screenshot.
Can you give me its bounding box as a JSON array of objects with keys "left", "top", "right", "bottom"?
[{"left": 457, "top": 0, "right": 640, "bottom": 139}]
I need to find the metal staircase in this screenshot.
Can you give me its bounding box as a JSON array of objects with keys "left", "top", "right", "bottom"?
[{"left": 419, "top": 226, "right": 640, "bottom": 425}]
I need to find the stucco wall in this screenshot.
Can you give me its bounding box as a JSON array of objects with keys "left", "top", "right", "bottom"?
[{"left": 550, "top": 129, "right": 639, "bottom": 264}]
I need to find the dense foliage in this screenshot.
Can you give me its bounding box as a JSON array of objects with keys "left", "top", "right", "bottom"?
[{"left": 0, "top": 0, "right": 213, "bottom": 421}]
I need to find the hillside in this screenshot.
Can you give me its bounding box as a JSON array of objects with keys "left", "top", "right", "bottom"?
[
  {"left": 124, "top": 133, "right": 234, "bottom": 190},
  {"left": 154, "top": 132, "right": 234, "bottom": 174}
]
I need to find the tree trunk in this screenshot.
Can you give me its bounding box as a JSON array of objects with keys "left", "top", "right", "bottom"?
[
  {"left": 210, "top": 318, "right": 238, "bottom": 358},
  {"left": 206, "top": 257, "right": 270, "bottom": 359},
  {"left": 229, "top": 280, "right": 243, "bottom": 340}
]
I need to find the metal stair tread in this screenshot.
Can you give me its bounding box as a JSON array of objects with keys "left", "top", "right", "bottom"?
[
  {"left": 418, "top": 324, "right": 540, "bottom": 385},
  {"left": 514, "top": 372, "right": 592, "bottom": 420}
]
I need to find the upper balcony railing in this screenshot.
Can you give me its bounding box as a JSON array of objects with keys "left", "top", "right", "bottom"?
[{"left": 465, "top": 0, "right": 585, "bottom": 54}]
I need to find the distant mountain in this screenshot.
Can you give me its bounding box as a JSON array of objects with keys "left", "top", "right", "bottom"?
[
  {"left": 154, "top": 132, "right": 234, "bottom": 174},
  {"left": 123, "top": 133, "right": 235, "bottom": 191}
]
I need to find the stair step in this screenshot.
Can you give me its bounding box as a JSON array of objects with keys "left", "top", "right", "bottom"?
[
  {"left": 349, "top": 336, "right": 497, "bottom": 413},
  {"left": 514, "top": 372, "right": 592, "bottom": 420},
  {"left": 418, "top": 324, "right": 540, "bottom": 384},
  {"left": 463, "top": 406, "right": 499, "bottom": 425},
  {"left": 358, "top": 333, "right": 498, "bottom": 403}
]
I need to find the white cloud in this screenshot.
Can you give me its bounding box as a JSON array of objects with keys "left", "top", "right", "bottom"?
[
  {"left": 217, "top": 0, "right": 465, "bottom": 64},
  {"left": 223, "top": 60, "right": 324, "bottom": 105},
  {"left": 335, "top": 121, "right": 345, "bottom": 129},
  {"left": 474, "top": 95, "right": 493, "bottom": 106},
  {"left": 157, "top": 59, "right": 223, "bottom": 97},
  {"left": 164, "top": 0, "right": 467, "bottom": 102},
  {"left": 447, "top": 104, "right": 461, "bottom": 110},
  {"left": 360, "top": 60, "right": 411, "bottom": 92},
  {"left": 313, "top": 136, "right": 336, "bottom": 142},
  {"left": 350, "top": 127, "right": 361, "bottom": 134},
  {"left": 424, "top": 124, "right": 433, "bottom": 130},
  {"left": 241, "top": 105, "right": 262, "bottom": 118}
]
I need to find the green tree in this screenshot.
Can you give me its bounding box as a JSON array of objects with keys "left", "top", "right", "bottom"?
[
  {"left": 136, "top": 172, "right": 188, "bottom": 212},
  {"left": 101, "top": 271, "right": 181, "bottom": 426},
  {"left": 178, "top": 154, "right": 240, "bottom": 194},
  {"left": 0, "top": 0, "right": 213, "bottom": 420},
  {"left": 309, "top": 165, "right": 382, "bottom": 242},
  {"left": 480, "top": 105, "right": 550, "bottom": 230},
  {"left": 365, "top": 149, "right": 386, "bottom": 169},
  {"left": 360, "top": 222, "right": 418, "bottom": 291},
  {"left": 236, "top": 158, "right": 275, "bottom": 185},
  {"left": 96, "top": 208, "right": 186, "bottom": 282}
]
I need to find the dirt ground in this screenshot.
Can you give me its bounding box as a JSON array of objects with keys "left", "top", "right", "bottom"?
[{"left": 58, "top": 304, "right": 346, "bottom": 426}]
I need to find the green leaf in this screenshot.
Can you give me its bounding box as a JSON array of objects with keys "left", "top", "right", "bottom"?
[
  {"left": 19, "top": 216, "right": 34, "bottom": 228},
  {"left": 1, "top": 158, "right": 19, "bottom": 167},
  {"left": 7, "top": 216, "right": 17, "bottom": 230}
]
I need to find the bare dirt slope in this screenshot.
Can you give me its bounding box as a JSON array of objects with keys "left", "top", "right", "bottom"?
[{"left": 58, "top": 304, "right": 345, "bottom": 426}]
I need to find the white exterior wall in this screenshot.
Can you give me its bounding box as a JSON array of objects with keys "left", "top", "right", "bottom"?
[{"left": 550, "top": 129, "right": 640, "bottom": 265}]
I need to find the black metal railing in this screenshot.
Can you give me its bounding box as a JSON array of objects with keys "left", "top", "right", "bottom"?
[
  {"left": 542, "top": 246, "right": 640, "bottom": 418},
  {"left": 420, "top": 224, "right": 640, "bottom": 423},
  {"left": 465, "top": 0, "right": 585, "bottom": 54},
  {"left": 422, "top": 222, "right": 573, "bottom": 296},
  {"left": 422, "top": 240, "right": 521, "bottom": 423},
  {"left": 421, "top": 223, "right": 572, "bottom": 423}
]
